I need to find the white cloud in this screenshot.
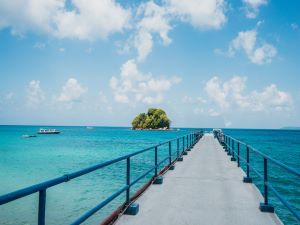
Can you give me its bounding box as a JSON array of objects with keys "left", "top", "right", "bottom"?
[
  {"left": 26, "top": 80, "right": 45, "bottom": 108},
  {"left": 57, "top": 78, "right": 87, "bottom": 104},
  {"left": 228, "top": 29, "right": 277, "bottom": 65},
  {"left": 110, "top": 59, "right": 181, "bottom": 104},
  {"left": 205, "top": 76, "right": 230, "bottom": 110},
  {"left": 165, "top": 0, "right": 227, "bottom": 29},
  {"left": 132, "top": 0, "right": 227, "bottom": 61},
  {"left": 54, "top": 0, "right": 131, "bottom": 40},
  {"left": 134, "top": 1, "right": 172, "bottom": 61},
  {"left": 58, "top": 47, "right": 65, "bottom": 52},
  {"left": 243, "top": 0, "right": 268, "bottom": 18},
  {"left": 208, "top": 108, "right": 220, "bottom": 117},
  {"left": 204, "top": 76, "right": 293, "bottom": 113},
  {"left": 33, "top": 42, "right": 46, "bottom": 49},
  {"left": 0, "top": 0, "right": 131, "bottom": 40}
]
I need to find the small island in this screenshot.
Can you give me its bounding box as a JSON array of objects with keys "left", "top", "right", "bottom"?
[{"left": 132, "top": 108, "right": 171, "bottom": 130}]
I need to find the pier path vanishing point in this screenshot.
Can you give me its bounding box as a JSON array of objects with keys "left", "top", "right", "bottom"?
[{"left": 115, "top": 133, "right": 282, "bottom": 225}]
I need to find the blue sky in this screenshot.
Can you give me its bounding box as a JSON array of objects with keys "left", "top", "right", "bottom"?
[{"left": 0, "top": 0, "right": 299, "bottom": 128}]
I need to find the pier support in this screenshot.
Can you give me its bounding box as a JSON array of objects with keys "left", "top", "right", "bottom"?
[
  {"left": 124, "top": 203, "right": 139, "bottom": 215},
  {"left": 183, "top": 151, "right": 188, "bottom": 155},
  {"left": 153, "top": 176, "right": 163, "bottom": 184},
  {"left": 243, "top": 177, "right": 252, "bottom": 183},
  {"left": 177, "top": 157, "right": 183, "bottom": 161},
  {"left": 169, "top": 165, "right": 175, "bottom": 170},
  {"left": 259, "top": 203, "right": 274, "bottom": 213}
]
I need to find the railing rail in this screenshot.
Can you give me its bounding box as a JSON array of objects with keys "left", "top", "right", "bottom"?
[
  {"left": 215, "top": 132, "right": 300, "bottom": 222},
  {"left": 0, "top": 131, "right": 203, "bottom": 225}
]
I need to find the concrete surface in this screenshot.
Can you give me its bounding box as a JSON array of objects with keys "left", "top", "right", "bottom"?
[{"left": 115, "top": 134, "right": 282, "bottom": 225}]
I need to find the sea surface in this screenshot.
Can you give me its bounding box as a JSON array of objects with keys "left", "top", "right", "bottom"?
[{"left": 0, "top": 126, "right": 299, "bottom": 225}]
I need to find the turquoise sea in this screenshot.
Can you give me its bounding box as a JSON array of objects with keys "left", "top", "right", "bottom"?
[{"left": 0, "top": 126, "right": 299, "bottom": 225}]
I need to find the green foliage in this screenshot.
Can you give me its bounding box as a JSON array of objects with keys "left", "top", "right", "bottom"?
[{"left": 132, "top": 108, "right": 171, "bottom": 130}]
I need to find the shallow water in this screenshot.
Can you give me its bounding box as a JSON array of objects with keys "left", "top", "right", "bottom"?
[{"left": 0, "top": 126, "right": 299, "bottom": 224}]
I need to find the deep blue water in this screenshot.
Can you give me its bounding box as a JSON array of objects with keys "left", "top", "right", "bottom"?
[{"left": 0, "top": 126, "right": 299, "bottom": 225}]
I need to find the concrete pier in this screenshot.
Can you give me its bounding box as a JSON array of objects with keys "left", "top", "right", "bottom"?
[{"left": 115, "top": 134, "right": 282, "bottom": 225}]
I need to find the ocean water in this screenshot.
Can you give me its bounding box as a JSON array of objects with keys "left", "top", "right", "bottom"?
[
  {"left": 0, "top": 126, "right": 196, "bottom": 225},
  {"left": 0, "top": 126, "right": 299, "bottom": 225}
]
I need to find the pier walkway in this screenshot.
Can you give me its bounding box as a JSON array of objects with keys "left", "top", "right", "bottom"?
[{"left": 116, "top": 134, "right": 282, "bottom": 225}]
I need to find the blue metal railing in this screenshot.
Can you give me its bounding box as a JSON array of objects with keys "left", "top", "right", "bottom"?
[
  {"left": 0, "top": 131, "right": 203, "bottom": 225},
  {"left": 215, "top": 132, "right": 300, "bottom": 222}
]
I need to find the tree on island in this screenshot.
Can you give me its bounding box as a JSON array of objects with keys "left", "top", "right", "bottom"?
[{"left": 132, "top": 108, "right": 171, "bottom": 130}]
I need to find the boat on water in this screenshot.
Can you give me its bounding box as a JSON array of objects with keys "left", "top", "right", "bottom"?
[
  {"left": 21, "top": 134, "right": 37, "bottom": 138},
  {"left": 37, "top": 128, "right": 60, "bottom": 134}
]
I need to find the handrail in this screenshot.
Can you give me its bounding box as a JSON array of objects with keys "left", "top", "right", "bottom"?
[
  {"left": 223, "top": 135, "right": 300, "bottom": 177},
  {"left": 0, "top": 130, "right": 204, "bottom": 225},
  {"left": 215, "top": 131, "right": 300, "bottom": 222}
]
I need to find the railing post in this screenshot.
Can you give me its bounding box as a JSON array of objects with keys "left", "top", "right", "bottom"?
[
  {"left": 183, "top": 136, "right": 188, "bottom": 155},
  {"left": 38, "top": 189, "right": 46, "bottom": 225},
  {"left": 243, "top": 145, "right": 252, "bottom": 183},
  {"left": 187, "top": 134, "right": 192, "bottom": 151},
  {"left": 186, "top": 136, "right": 188, "bottom": 149},
  {"left": 183, "top": 137, "right": 185, "bottom": 152},
  {"left": 259, "top": 158, "right": 274, "bottom": 212},
  {"left": 225, "top": 136, "right": 228, "bottom": 152},
  {"left": 168, "top": 141, "right": 172, "bottom": 164},
  {"left": 227, "top": 137, "right": 232, "bottom": 155},
  {"left": 177, "top": 138, "right": 179, "bottom": 157},
  {"left": 237, "top": 142, "right": 240, "bottom": 167},
  {"left": 126, "top": 158, "right": 130, "bottom": 203},
  {"left": 231, "top": 139, "right": 236, "bottom": 161},
  {"left": 155, "top": 146, "right": 158, "bottom": 177}
]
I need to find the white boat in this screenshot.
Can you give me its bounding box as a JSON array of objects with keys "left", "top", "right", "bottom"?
[{"left": 37, "top": 128, "right": 60, "bottom": 134}]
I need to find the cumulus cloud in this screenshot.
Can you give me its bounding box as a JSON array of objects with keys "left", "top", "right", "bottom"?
[
  {"left": 110, "top": 59, "right": 181, "bottom": 104},
  {"left": 26, "top": 80, "right": 45, "bottom": 108},
  {"left": 57, "top": 78, "right": 87, "bottom": 104},
  {"left": 204, "top": 76, "right": 293, "bottom": 113},
  {"left": 243, "top": 0, "right": 268, "bottom": 18},
  {"left": 131, "top": 0, "right": 227, "bottom": 61},
  {"left": 228, "top": 29, "right": 277, "bottom": 65},
  {"left": 0, "top": 0, "right": 131, "bottom": 40},
  {"left": 165, "top": 0, "right": 227, "bottom": 29},
  {"left": 133, "top": 1, "right": 172, "bottom": 61},
  {"left": 1, "top": 0, "right": 227, "bottom": 61}
]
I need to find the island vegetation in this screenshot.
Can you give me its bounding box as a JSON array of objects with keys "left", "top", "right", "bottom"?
[{"left": 132, "top": 108, "right": 171, "bottom": 130}]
